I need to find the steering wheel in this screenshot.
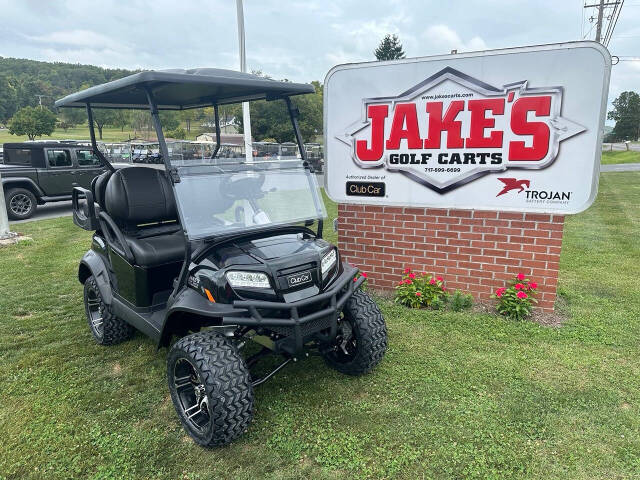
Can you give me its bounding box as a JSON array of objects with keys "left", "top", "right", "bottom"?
[{"left": 220, "top": 173, "right": 266, "bottom": 200}]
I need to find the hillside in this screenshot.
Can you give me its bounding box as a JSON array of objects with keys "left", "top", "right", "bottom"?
[{"left": 0, "top": 56, "right": 133, "bottom": 121}]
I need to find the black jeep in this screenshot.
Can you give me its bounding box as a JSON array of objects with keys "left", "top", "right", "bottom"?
[
  {"left": 55, "top": 68, "right": 387, "bottom": 447},
  {"left": 1, "top": 141, "right": 105, "bottom": 220}
]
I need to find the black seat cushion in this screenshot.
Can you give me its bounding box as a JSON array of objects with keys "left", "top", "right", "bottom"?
[
  {"left": 92, "top": 170, "right": 113, "bottom": 209},
  {"left": 102, "top": 167, "right": 184, "bottom": 267},
  {"left": 125, "top": 230, "right": 186, "bottom": 267},
  {"left": 105, "top": 167, "right": 177, "bottom": 225}
]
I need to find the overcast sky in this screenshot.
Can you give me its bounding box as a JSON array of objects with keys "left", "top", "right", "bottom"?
[{"left": 0, "top": 0, "right": 638, "bottom": 122}]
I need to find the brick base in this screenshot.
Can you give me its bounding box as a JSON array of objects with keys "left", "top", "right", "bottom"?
[{"left": 337, "top": 205, "right": 564, "bottom": 311}]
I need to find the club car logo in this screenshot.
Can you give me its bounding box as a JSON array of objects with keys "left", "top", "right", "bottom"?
[{"left": 338, "top": 67, "right": 586, "bottom": 193}]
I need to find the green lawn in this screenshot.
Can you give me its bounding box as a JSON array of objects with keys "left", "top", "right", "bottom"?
[
  {"left": 0, "top": 125, "right": 203, "bottom": 144},
  {"left": 0, "top": 175, "right": 639, "bottom": 479},
  {"left": 600, "top": 150, "right": 640, "bottom": 165}
]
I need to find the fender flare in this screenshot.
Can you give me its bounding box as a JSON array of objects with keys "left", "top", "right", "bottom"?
[
  {"left": 78, "top": 249, "right": 113, "bottom": 304},
  {"left": 1, "top": 177, "right": 45, "bottom": 198}
]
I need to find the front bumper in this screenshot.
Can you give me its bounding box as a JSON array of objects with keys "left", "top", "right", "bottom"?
[{"left": 223, "top": 263, "right": 364, "bottom": 354}]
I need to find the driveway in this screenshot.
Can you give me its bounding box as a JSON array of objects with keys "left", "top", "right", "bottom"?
[
  {"left": 9, "top": 201, "right": 73, "bottom": 225},
  {"left": 601, "top": 163, "right": 640, "bottom": 173}
]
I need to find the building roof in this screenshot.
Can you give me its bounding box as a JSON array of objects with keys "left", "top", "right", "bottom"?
[{"left": 55, "top": 68, "right": 314, "bottom": 110}]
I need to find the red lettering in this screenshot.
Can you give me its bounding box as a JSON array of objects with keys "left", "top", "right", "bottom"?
[
  {"left": 356, "top": 104, "right": 388, "bottom": 161},
  {"left": 508, "top": 96, "right": 551, "bottom": 161},
  {"left": 466, "top": 99, "right": 504, "bottom": 148},
  {"left": 386, "top": 103, "right": 422, "bottom": 150},
  {"left": 424, "top": 101, "right": 465, "bottom": 149}
]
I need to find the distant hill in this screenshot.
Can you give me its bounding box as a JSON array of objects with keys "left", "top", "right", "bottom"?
[{"left": 0, "top": 57, "right": 133, "bottom": 121}]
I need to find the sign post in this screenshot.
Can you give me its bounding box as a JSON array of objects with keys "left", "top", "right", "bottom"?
[
  {"left": 0, "top": 172, "right": 14, "bottom": 239},
  {"left": 324, "top": 42, "right": 611, "bottom": 310}
]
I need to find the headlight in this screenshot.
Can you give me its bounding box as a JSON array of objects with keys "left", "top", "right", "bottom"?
[
  {"left": 226, "top": 271, "right": 271, "bottom": 288},
  {"left": 321, "top": 249, "right": 337, "bottom": 276}
]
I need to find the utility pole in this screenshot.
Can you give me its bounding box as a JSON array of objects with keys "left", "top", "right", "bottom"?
[
  {"left": 236, "top": 0, "right": 253, "bottom": 163},
  {"left": 595, "top": 0, "right": 605, "bottom": 42},
  {"left": 584, "top": 0, "right": 622, "bottom": 44},
  {"left": 35, "top": 94, "right": 46, "bottom": 109}
]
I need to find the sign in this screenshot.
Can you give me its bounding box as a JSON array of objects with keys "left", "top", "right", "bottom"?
[{"left": 324, "top": 42, "right": 611, "bottom": 213}]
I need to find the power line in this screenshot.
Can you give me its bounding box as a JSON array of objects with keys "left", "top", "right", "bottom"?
[{"left": 604, "top": 0, "right": 624, "bottom": 45}]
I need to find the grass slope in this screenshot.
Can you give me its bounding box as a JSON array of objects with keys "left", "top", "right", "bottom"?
[
  {"left": 0, "top": 175, "right": 639, "bottom": 479},
  {"left": 600, "top": 150, "right": 640, "bottom": 165}
]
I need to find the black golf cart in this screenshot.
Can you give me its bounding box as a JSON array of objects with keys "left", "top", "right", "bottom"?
[{"left": 55, "top": 69, "right": 387, "bottom": 447}]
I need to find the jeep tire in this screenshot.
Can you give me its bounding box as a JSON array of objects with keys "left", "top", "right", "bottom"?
[
  {"left": 5, "top": 187, "right": 37, "bottom": 220},
  {"left": 167, "top": 330, "right": 254, "bottom": 447},
  {"left": 83, "top": 275, "right": 134, "bottom": 345},
  {"left": 322, "top": 289, "right": 387, "bottom": 376}
]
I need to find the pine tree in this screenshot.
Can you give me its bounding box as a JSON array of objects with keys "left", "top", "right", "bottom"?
[{"left": 374, "top": 34, "right": 406, "bottom": 61}]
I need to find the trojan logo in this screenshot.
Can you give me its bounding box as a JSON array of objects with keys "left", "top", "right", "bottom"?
[
  {"left": 337, "top": 67, "right": 586, "bottom": 193},
  {"left": 496, "top": 178, "right": 530, "bottom": 197}
]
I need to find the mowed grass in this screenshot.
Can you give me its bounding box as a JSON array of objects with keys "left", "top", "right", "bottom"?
[
  {"left": 600, "top": 150, "right": 640, "bottom": 165},
  {"left": 0, "top": 175, "right": 639, "bottom": 479},
  {"left": 0, "top": 124, "right": 203, "bottom": 144}
]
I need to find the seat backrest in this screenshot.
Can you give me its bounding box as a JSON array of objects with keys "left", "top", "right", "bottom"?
[
  {"left": 91, "top": 170, "right": 113, "bottom": 210},
  {"left": 104, "top": 167, "right": 177, "bottom": 227}
]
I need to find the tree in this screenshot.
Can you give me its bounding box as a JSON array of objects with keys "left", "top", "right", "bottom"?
[
  {"left": 8, "top": 106, "right": 56, "bottom": 140},
  {"left": 374, "top": 34, "right": 406, "bottom": 61},
  {"left": 232, "top": 81, "right": 323, "bottom": 143},
  {"left": 112, "top": 111, "right": 130, "bottom": 132},
  {"left": 91, "top": 109, "right": 115, "bottom": 140},
  {"left": 58, "top": 108, "right": 85, "bottom": 131},
  {"left": 0, "top": 75, "right": 18, "bottom": 123},
  {"left": 608, "top": 91, "right": 640, "bottom": 141}
]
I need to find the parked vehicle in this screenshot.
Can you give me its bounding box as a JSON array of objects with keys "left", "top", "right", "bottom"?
[
  {"left": 1, "top": 142, "right": 105, "bottom": 220},
  {"left": 57, "top": 68, "right": 387, "bottom": 447},
  {"left": 304, "top": 142, "right": 324, "bottom": 172}
]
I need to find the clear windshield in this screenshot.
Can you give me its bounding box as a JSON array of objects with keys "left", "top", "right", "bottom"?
[{"left": 172, "top": 160, "right": 326, "bottom": 240}]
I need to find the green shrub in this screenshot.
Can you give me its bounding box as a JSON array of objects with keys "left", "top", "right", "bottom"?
[
  {"left": 492, "top": 273, "right": 538, "bottom": 320},
  {"left": 395, "top": 269, "right": 447, "bottom": 309},
  {"left": 450, "top": 290, "right": 473, "bottom": 312}
]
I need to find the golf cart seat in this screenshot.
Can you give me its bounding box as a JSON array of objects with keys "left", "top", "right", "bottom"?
[{"left": 103, "top": 167, "right": 185, "bottom": 267}]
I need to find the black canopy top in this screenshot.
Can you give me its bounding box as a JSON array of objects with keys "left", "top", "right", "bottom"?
[{"left": 54, "top": 68, "right": 315, "bottom": 110}]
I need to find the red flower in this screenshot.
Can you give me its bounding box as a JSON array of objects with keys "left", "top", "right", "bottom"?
[
  {"left": 415, "top": 291, "right": 422, "bottom": 297},
  {"left": 404, "top": 268, "right": 411, "bottom": 274},
  {"left": 361, "top": 272, "right": 368, "bottom": 278},
  {"left": 398, "top": 281, "right": 404, "bottom": 286},
  {"left": 429, "top": 278, "right": 436, "bottom": 285},
  {"left": 353, "top": 277, "right": 357, "bottom": 282},
  {"left": 517, "top": 291, "right": 528, "bottom": 299},
  {"left": 496, "top": 287, "right": 506, "bottom": 297},
  {"left": 405, "top": 279, "right": 413, "bottom": 285},
  {"left": 409, "top": 273, "right": 416, "bottom": 279},
  {"left": 441, "top": 286, "right": 446, "bottom": 291},
  {"left": 514, "top": 283, "right": 524, "bottom": 290},
  {"left": 529, "top": 282, "right": 538, "bottom": 289},
  {"left": 436, "top": 276, "right": 443, "bottom": 282},
  {"left": 517, "top": 273, "right": 525, "bottom": 281}
]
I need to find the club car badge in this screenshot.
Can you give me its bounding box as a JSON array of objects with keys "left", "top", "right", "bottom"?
[{"left": 337, "top": 67, "right": 586, "bottom": 193}]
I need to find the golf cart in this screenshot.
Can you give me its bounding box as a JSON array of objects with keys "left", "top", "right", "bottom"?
[{"left": 55, "top": 68, "right": 387, "bottom": 447}]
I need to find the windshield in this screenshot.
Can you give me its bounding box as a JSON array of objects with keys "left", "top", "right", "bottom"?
[{"left": 172, "top": 160, "right": 326, "bottom": 239}]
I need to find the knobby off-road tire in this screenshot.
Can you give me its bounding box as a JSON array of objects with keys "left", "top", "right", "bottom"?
[
  {"left": 167, "top": 330, "right": 254, "bottom": 447},
  {"left": 83, "top": 275, "right": 134, "bottom": 345},
  {"left": 322, "top": 289, "right": 388, "bottom": 376},
  {"left": 5, "top": 187, "right": 37, "bottom": 220}
]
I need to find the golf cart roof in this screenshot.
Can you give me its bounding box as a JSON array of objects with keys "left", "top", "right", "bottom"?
[{"left": 54, "top": 68, "right": 315, "bottom": 110}]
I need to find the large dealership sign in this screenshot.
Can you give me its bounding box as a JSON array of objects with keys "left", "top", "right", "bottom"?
[{"left": 324, "top": 42, "right": 611, "bottom": 213}]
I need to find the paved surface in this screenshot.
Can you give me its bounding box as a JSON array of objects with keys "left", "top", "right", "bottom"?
[
  {"left": 9, "top": 201, "right": 73, "bottom": 224},
  {"left": 601, "top": 163, "right": 640, "bottom": 172}
]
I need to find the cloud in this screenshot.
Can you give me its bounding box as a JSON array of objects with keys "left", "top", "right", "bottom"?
[{"left": 422, "top": 25, "right": 487, "bottom": 54}]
